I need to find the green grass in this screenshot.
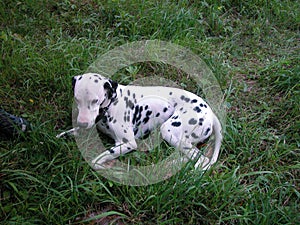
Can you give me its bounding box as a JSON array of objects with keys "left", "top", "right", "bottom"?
[{"left": 0, "top": 0, "right": 299, "bottom": 224}]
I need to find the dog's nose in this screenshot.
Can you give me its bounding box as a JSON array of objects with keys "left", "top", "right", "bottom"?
[{"left": 77, "top": 122, "right": 89, "bottom": 128}]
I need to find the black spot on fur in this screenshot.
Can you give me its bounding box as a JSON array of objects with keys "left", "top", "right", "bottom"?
[
  {"left": 172, "top": 115, "right": 179, "bottom": 120},
  {"left": 199, "top": 118, "right": 204, "bottom": 126},
  {"left": 124, "top": 97, "right": 134, "bottom": 109},
  {"left": 128, "top": 100, "right": 134, "bottom": 109},
  {"left": 134, "top": 127, "right": 138, "bottom": 135},
  {"left": 193, "top": 106, "right": 201, "bottom": 113},
  {"left": 191, "top": 99, "right": 197, "bottom": 103},
  {"left": 143, "top": 110, "right": 152, "bottom": 124},
  {"left": 180, "top": 95, "right": 190, "bottom": 102},
  {"left": 122, "top": 138, "right": 129, "bottom": 143},
  {"left": 188, "top": 118, "right": 197, "bottom": 125},
  {"left": 163, "top": 107, "right": 168, "bottom": 112},
  {"left": 204, "top": 128, "right": 211, "bottom": 136},
  {"left": 109, "top": 149, "right": 115, "bottom": 154},
  {"left": 156, "top": 113, "right": 160, "bottom": 117},
  {"left": 94, "top": 79, "right": 98, "bottom": 83},
  {"left": 143, "top": 116, "right": 150, "bottom": 124},
  {"left": 102, "top": 116, "right": 108, "bottom": 123},
  {"left": 132, "top": 105, "right": 139, "bottom": 124},
  {"left": 141, "top": 129, "right": 151, "bottom": 139},
  {"left": 132, "top": 105, "right": 143, "bottom": 125},
  {"left": 191, "top": 132, "right": 199, "bottom": 139},
  {"left": 171, "top": 121, "right": 181, "bottom": 127},
  {"left": 169, "top": 92, "right": 173, "bottom": 95},
  {"left": 113, "top": 99, "right": 119, "bottom": 105}
]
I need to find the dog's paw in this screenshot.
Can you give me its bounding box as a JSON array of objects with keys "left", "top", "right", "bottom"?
[
  {"left": 92, "top": 163, "right": 106, "bottom": 170},
  {"left": 195, "top": 155, "right": 211, "bottom": 170},
  {"left": 91, "top": 158, "right": 105, "bottom": 170},
  {"left": 91, "top": 151, "right": 117, "bottom": 170}
]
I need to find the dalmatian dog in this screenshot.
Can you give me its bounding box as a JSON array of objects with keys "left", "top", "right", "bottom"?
[{"left": 72, "top": 73, "right": 222, "bottom": 170}]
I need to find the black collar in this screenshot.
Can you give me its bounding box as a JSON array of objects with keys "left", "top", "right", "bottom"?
[{"left": 96, "top": 96, "right": 116, "bottom": 123}]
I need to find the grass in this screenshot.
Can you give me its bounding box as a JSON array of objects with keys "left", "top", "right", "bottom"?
[{"left": 0, "top": 0, "right": 299, "bottom": 224}]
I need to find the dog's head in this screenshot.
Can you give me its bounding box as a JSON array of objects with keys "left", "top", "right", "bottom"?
[{"left": 72, "top": 73, "right": 118, "bottom": 129}]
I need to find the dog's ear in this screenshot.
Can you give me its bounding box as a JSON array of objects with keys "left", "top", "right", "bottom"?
[
  {"left": 72, "top": 75, "right": 82, "bottom": 92},
  {"left": 72, "top": 77, "right": 77, "bottom": 91},
  {"left": 109, "top": 79, "right": 118, "bottom": 92},
  {"left": 104, "top": 79, "right": 118, "bottom": 99},
  {"left": 104, "top": 81, "right": 113, "bottom": 99}
]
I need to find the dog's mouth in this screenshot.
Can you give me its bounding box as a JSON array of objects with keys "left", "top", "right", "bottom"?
[
  {"left": 95, "top": 115, "right": 101, "bottom": 125},
  {"left": 99, "top": 98, "right": 106, "bottom": 109},
  {"left": 99, "top": 99, "right": 106, "bottom": 106},
  {"left": 77, "top": 122, "right": 92, "bottom": 129}
]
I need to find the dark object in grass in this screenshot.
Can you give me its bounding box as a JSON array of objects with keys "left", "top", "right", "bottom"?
[{"left": 0, "top": 108, "right": 30, "bottom": 139}]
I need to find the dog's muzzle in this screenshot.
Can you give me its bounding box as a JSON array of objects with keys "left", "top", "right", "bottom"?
[{"left": 77, "top": 122, "right": 90, "bottom": 129}]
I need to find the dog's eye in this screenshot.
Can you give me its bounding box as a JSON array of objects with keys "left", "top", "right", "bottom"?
[{"left": 91, "top": 99, "right": 99, "bottom": 105}]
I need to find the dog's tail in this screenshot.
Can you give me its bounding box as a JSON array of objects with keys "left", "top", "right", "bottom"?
[
  {"left": 210, "top": 113, "right": 223, "bottom": 166},
  {"left": 195, "top": 113, "right": 222, "bottom": 170}
]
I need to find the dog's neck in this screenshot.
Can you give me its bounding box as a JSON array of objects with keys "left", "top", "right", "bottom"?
[
  {"left": 96, "top": 96, "right": 116, "bottom": 123},
  {"left": 100, "top": 95, "right": 116, "bottom": 111},
  {"left": 98, "top": 84, "right": 125, "bottom": 115}
]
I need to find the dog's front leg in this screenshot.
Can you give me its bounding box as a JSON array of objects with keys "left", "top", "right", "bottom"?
[{"left": 92, "top": 140, "right": 137, "bottom": 170}]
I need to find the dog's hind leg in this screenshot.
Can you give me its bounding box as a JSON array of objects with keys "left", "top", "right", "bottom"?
[{"left": 160, "top": 113, "right": 210, "bottom": 169}]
